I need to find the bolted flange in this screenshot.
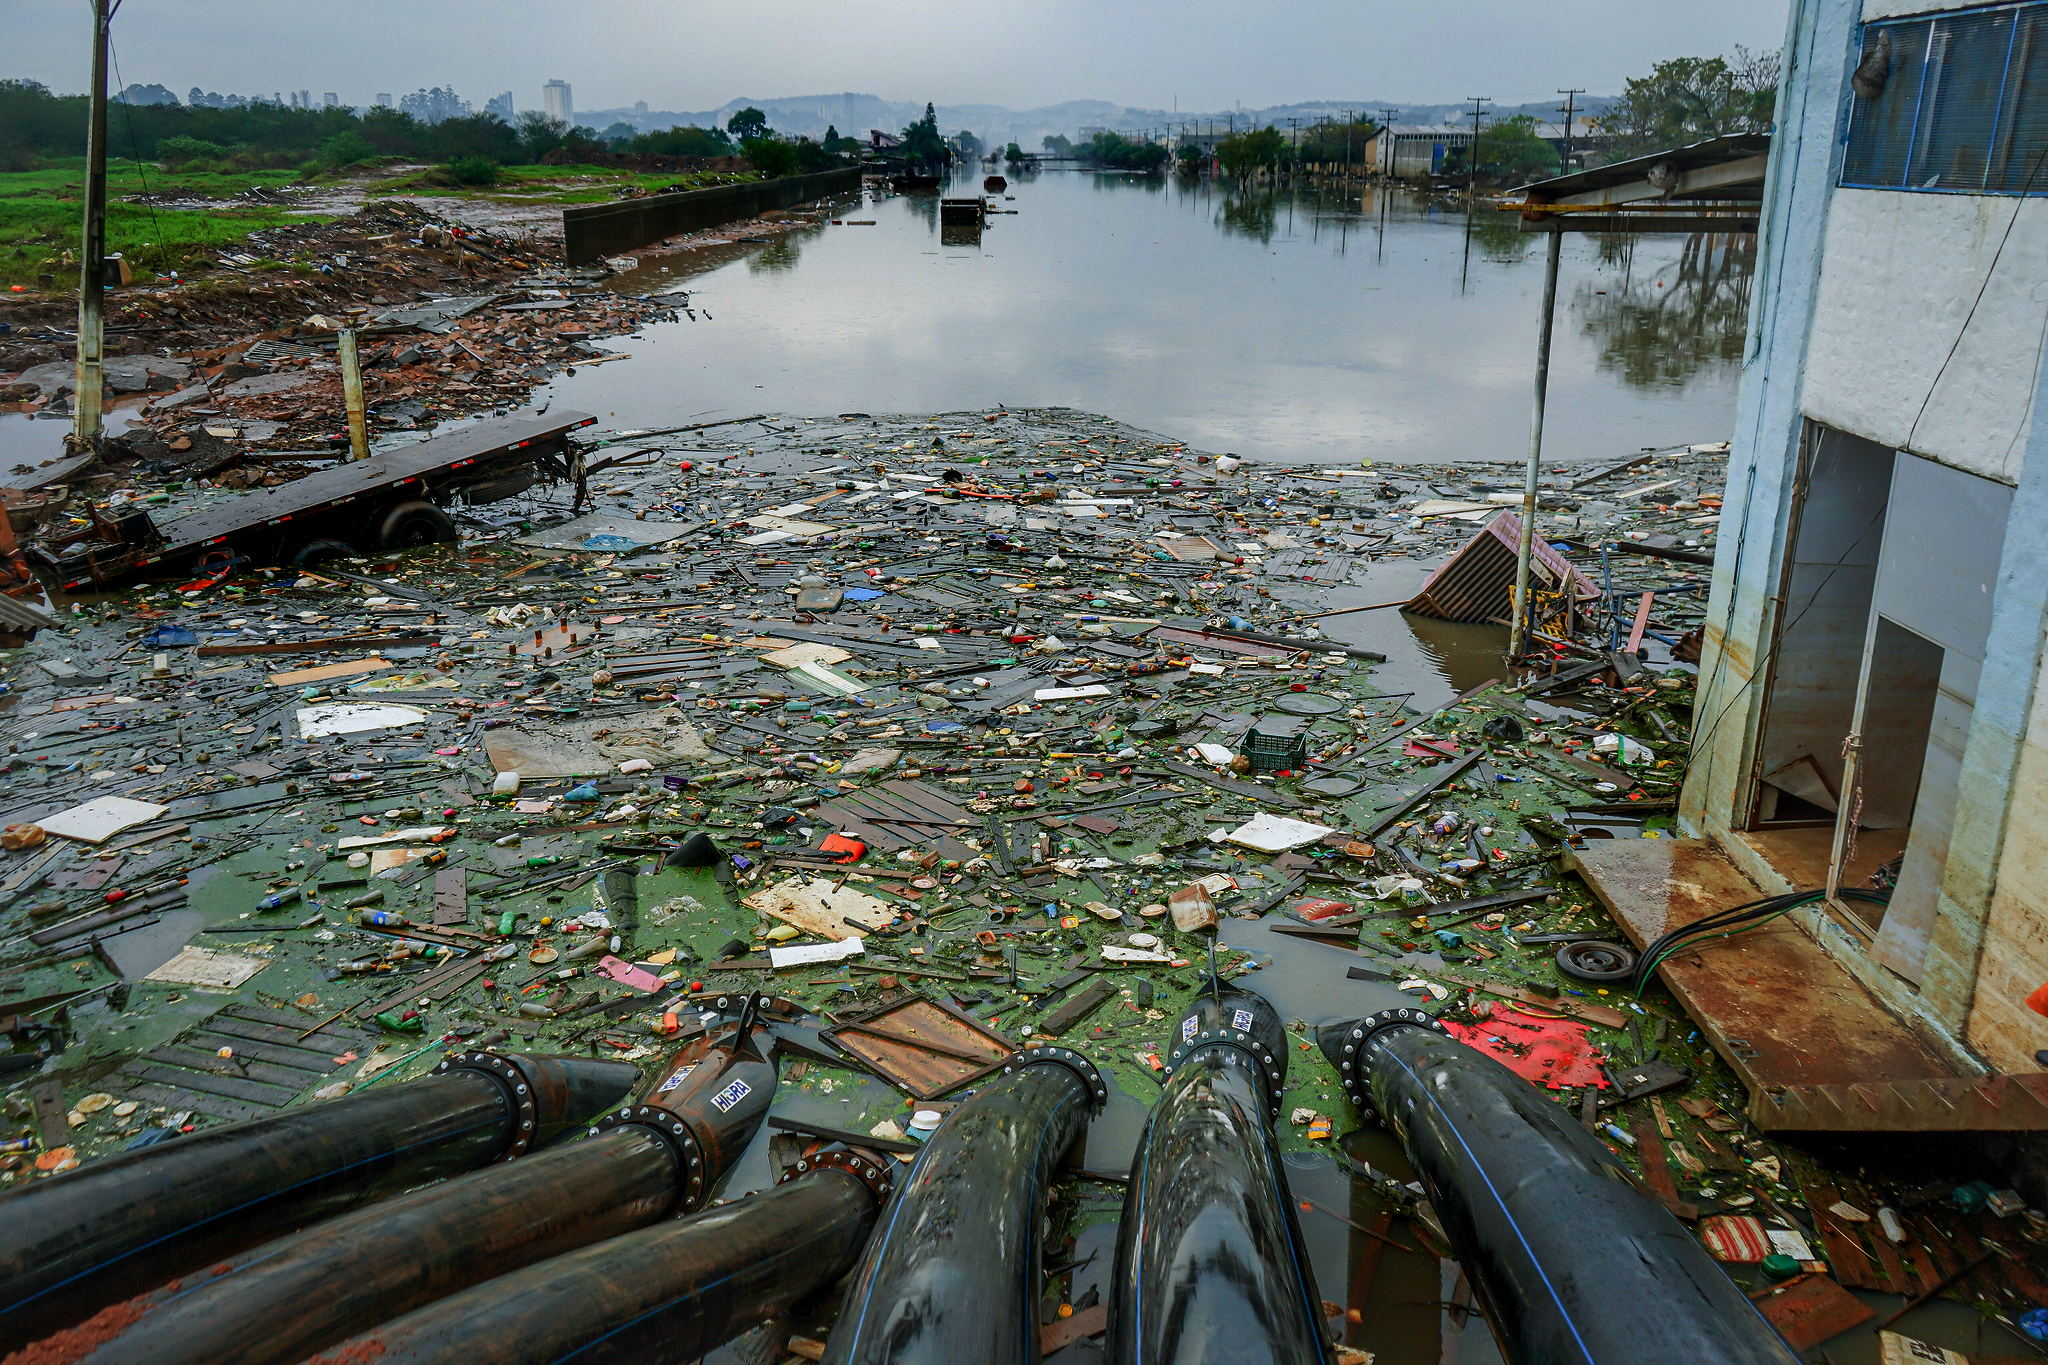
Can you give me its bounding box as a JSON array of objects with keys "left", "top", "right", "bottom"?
[
  {"left": 592, "top": 1105, "right": 709, "bottom": 1213},
  {"left": 1003, "top": 1045, "right": 1109, "bottom": 1110},
  {"left": 1162, "top": 1025, "right": 1287, "bottom": 1122},
  {"left": 785, "top": 1145, "right": 897, "bottom": 1204},
  {"left": 438, "top": 1050, "right": 542, "bottom": 1160},
  {"left": 1333, "top": 1008, "right": 1449, "bottom": 1120}
]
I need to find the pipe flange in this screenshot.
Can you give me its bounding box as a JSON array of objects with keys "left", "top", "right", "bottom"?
[
  {"left": 438, "top": 1050, "right": 543, "bottom": 1160},
  {"left": 592, "top": 1105, "right": 709, "bottom": 1213},
  {"left": 1333, "top": 1008, "right": 1449, "bottom": 1119},
  {"left": 785, "top": 1146, "right": 896, "bottom": 1203},
  {"left": 1162, "top": 1028, "right": 1287, "bottom": 1122},
  {"left": 1004, "top": 1046, "right": 1109, "bottom": 1110}
]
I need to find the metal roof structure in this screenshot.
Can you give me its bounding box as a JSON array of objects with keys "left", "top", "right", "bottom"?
[{"left": 1505, "top": 132, "right": 1770, "bottom": 234}]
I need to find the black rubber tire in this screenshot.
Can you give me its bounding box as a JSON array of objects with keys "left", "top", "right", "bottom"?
[
  {"left": 292, "top": 539, "right": 359, "bottom": 567},
  {"left": 1556, "top": 939, "right": 1638, "bottom": 983},
  {"left": 376, "top": 499, "right": 458, "bottom": 551}
]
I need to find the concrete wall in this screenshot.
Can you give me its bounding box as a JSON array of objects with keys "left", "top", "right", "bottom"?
[
  {"left": 1682, "top": 0, "right": 1859, "bottom": 837},
  {"left": 562, "top": 166, "right": 863, "bottom": 265},
  {"left": 1802, "top": 190, "right": 2048, "bottom": 486}
]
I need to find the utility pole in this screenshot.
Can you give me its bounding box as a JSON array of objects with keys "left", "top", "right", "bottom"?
[
  {"left": 1464, "top": 96, "right": 1489, "bottom": 197},
  {"left": 72, "top": 0, "right": 118, "bottom": 450},
  {"left": 1375, "top": 107, "right": 1399, "bottom": 177},
  {"left": 1557, "top": 88, "right": 1584, "bottom": 172}
]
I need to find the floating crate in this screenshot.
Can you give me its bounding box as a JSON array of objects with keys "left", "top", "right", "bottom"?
[{"left": 1243, "top": 716, "right": 1309, "bottom": 772}]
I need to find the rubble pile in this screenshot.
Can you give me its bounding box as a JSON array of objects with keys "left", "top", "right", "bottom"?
[{"left": 1, "top": 409, "right": 2043, "bottom": 1355}]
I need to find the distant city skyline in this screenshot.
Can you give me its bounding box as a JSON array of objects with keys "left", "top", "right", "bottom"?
[{"left": 14, "top": 0, "right": 1789, "bottom": 117}]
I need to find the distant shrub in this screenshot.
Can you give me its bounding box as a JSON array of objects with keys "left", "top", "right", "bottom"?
[
  {"left": 320, "top": 131, "right": 377, "bottom": 168},
  {"left": 741, "top": 137, "right": 798, "bottom": 178},
  {"left": 448, "top": 154, "right": 500, "bottom": 186},
  {"left": 158, "top": 135, "right": 229, "bottom": 162}
]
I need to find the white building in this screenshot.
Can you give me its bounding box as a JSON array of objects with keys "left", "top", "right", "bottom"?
[
  {"left": 542, "top": 79, "right": 573, "bottom": 127},
  {"left": 1632, "top": 0, "right": 2048, "bottom": 1145}
]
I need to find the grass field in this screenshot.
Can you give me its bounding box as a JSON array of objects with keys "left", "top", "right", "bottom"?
[
  {"left": 0, "top": 157, "right": 763, "bottom": 291},
  {"left": 0, "top": 160, "right": 315, "bottom": 290}
]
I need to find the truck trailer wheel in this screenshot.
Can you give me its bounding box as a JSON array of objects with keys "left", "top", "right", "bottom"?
[{"left": 376, "top": 500, "right": 458, "bottom": 551}]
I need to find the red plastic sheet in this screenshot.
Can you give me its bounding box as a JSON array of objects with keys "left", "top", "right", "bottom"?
[{"left": 1443, "top": 1005, "right": 1607, "bottom": 1089}]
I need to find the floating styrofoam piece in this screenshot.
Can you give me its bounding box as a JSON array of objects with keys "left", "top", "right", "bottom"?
[
  {"left": 336, "top": 826, "right": 456, "bottom": 849},
  {"left": 768, "top": 937, "right": 866, "bottom": 968},
  {"left": 1219, "top": 813, "right": 1337, "bottom": 854},
  {"left": 1034, "top": 684, "right": 1113, "bottom": 701},
  {"left": 1193, "top": 743, "right": 1235, "bottom": 765},
  {"left": 1101, "top": 943, "right": 1171, "bottom": 963},
  {"left": 789, "top": 660, "right": 866, "bottom": 695},
  {"left": 297, "top": 702, "right": 428, "bottom": 739},
  {"left": 38, "top": 796, "right": 169, "bottom": 844},
  {"left": 144, "top": 946, "right": 268, "bottom": 991}
]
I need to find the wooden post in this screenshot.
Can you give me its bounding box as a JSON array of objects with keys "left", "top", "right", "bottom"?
[
  {"left": 337, "top": 328, "right": 368, "bottom": 461},
  {"left": 71, "top": 0, "right": 113, "bottom": 448}
]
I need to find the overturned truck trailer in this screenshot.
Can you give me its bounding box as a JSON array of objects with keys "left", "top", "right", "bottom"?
[{"left": 34, "top": 408, "right": 595, "bottom": 590}]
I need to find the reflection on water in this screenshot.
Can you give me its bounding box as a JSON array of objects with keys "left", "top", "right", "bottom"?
[
  {"left": 565, "top": 169, "right": 1752, "bottom": 465},
  {"left": 1576, "top": 232, "right": 1755, "bottom": 389}
]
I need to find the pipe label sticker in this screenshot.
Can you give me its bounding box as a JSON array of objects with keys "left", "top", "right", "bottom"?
[
  {"left": 710, "top": 1078, "right": 753, "bottom": 1112},
  {"left": 658, "top": 1063, "right": 698, "bottom": 1094},
  {"left": 1232, "top": 1009, "right": 1254, "bottom": 1032},
  {"left": 1181, "top": 1016, "right": 1198, "bottom": 1042}
]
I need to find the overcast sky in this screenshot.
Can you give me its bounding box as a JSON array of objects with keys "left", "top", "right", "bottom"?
[{"left": 14, "top": 0, "right": 1791, "bottom": 114}]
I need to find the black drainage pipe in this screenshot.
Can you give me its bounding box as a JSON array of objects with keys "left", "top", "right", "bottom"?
[
  {"left": 1108, "top": 983, "right": 1333, "bottom": 1365},
  {"left": 305, "top": 1146, "right": 896, "bottom": 1365},
  {"left": 821, "top": 1046, "right": 1107, "bottom": 1365},
  {"left": 0, "top": 1049, "right": 637, "bottom": 1354},
  {"left": 44, "top": 996, "right": 782, "bottom": 1365},
  {"left": 1320, "top": 1008, "right": 1800, "bottom": 1365}
]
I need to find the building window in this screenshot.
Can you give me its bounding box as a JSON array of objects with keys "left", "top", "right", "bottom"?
[{"left": 1842, "top": 1, "right": 2048, "bottom": 193}]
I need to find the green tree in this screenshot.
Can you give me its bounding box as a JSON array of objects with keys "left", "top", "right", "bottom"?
[
  {"left": 727, "top": 107, "right": 770, "bottom": 142},
  {"left": 953, "top": 129, "right": 985, "bottom": 159},
  {"left": 1042, "top": 133, "right": 1074, "bottom": 156},
  {"left": 899, "top": 102, "right": 949, "bottom": 172},
  {"left": 1216, "top": 126, "right": 1285, "bottom": 181},
  {"left": 1004, "top": 141, "right": 1025, "bottom": 164},
  {"left": 1176, "top": 142, "right": 1204, "bottom": 171},
  {"left": 822, "top": 123, "right": 848, "bottom": 153},
  {"left": 1474, "top": 114, "right": 1558, "bottom": 182},
  {"left": 629, "top": 124, "right": 732, "bottom": 157},
  {"left": 742, "top": 136, "right": 798, "bottom": 177},
  {"left": 1080, "top": 131, "right": 1168, "bottom": 172},
  {"left": 1606, "top": 52, "right": 1777, "bottom": 159},
  {"left": 320, "top": 130, "right": 376, "bottom": 168}
]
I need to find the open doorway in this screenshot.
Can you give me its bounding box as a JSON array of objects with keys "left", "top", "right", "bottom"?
[{"left": 1745, "top": 426, "right": 2011, "bottom": 983}]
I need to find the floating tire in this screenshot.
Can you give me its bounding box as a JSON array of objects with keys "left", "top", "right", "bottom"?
[{"left": 1555, "top": 939, "right": 1637, "bottom": 983}]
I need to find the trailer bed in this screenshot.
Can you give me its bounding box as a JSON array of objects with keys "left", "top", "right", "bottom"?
[{"left": 140, "top": 409, "right": 595, "bottom": 571}]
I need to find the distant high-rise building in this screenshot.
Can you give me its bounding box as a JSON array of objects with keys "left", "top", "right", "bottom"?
[
  {"left": 485, "top": 91, "right": 514, "bottom": 121},
  {"left": 298, "top": 89, "right": 311, "bottom": 108},
  {"left": 323, "top": 92, "right": 339, "bottom": 108},
  {"left": 374, "top": 92, "right": 392, "bottom": 108},
  {"left": 542, "top": 79, "right": 572, "bottom": 126}
]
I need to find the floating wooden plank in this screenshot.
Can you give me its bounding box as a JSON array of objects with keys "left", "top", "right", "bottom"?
[
  {"left": 183, "top": 1031, "right": 349, "bottom": 1073},
  {"left": 1040, "top": 1303, "right": 1109, "bottom": 1356},
  {"left": 1751, "top": 1274, "right": 1876, "bottom": 1351},
  {"left": 145, "top": 1046, "right": 328, "bottom": 1090},
  {"left": 821, "top": 994, "right": 1013, "bottom": 1100},
  {"left": 123, "top": 1061, "right": 300, "bottom": 1107},
  {"left": 269, "top": 657, "right": 394, "bottom": 687},
  {"left": 113, "top": 1079, "right": 273, "bottom": 1125},
  {"left": 1038, "top": 978, "right": 1117, "bottom": 1036},
  {"left": 433, "top": 867, "right": 469, "bottom": 926}
]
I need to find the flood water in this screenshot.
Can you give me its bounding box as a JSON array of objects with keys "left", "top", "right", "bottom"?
[{"left": 575, "top": 166, "right": 1754, "bottom": 466}]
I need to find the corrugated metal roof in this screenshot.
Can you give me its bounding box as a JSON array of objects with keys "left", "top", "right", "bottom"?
[{"left": 0, "top": 592, "right": 58, "bottom": 633}]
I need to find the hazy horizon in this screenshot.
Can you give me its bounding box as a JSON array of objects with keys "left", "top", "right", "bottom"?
[{"left": 13, "top": 0, "right": 1790, "bottom": 121}]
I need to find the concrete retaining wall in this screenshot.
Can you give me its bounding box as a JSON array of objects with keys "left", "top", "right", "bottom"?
[{"left": 561, "top": 166, "right": 863, "bottom": 265}]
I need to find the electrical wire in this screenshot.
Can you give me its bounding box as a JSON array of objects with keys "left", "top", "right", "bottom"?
[{"left": 1628, "top": 886, "right": 1890, "bottom": 994}]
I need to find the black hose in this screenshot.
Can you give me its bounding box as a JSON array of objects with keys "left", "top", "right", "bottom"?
[
  {"left": 304, "top": 1149, "right": 895, "bottom": 1365},
  {"left": 1109, "top": 983, "right": 1332, "bottom": 1365},
  {"left": 0, "top": 1051, "right": 637, "bottom": 1353},
  {"left": 821, "top": 1047, "right": 1108, "bottom": 1365},
  {"left": 1321, "top": 1009, "right": 1800, "bottom": 1364}
]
